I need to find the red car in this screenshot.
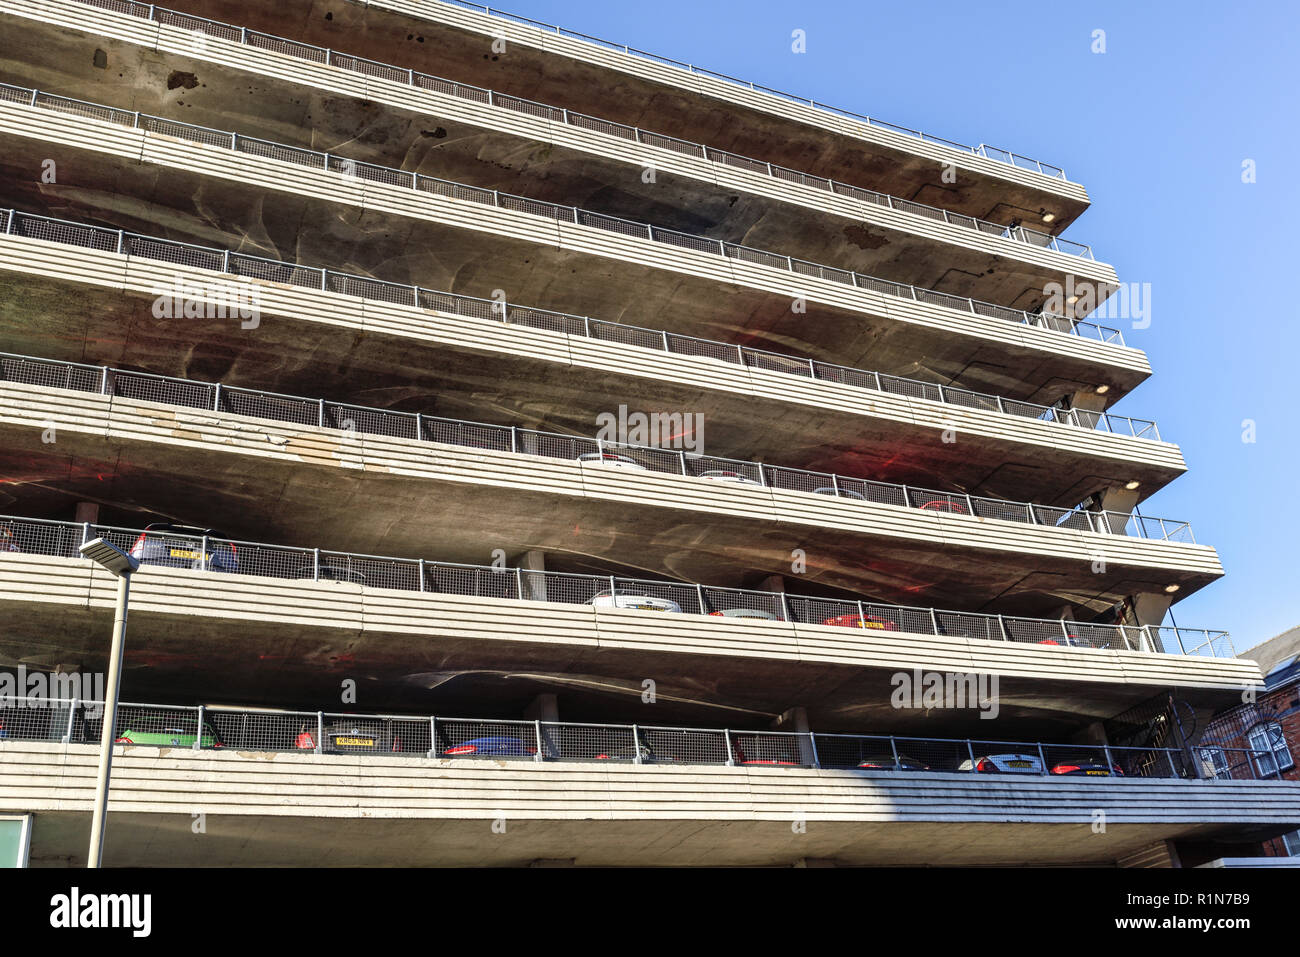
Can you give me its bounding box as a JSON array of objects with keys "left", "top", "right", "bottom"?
[
  {"left": 918, "top": 499, "right": 969, "bottom": 515},
  {"left": 821, "top": 613, "right": 897, "bottom": 630}
]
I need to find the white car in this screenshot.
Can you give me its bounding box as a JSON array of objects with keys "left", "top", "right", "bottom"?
[
  {"left": 708, "top": 608, "right": 778, "bottom": 620},
  {"left": 698, "top": 470, "right": 762, "bottom": 486},
  {"left": 577, "top": 452, "right": 646, "bottom": 470},
  {"left": 587, "top": 590, "right": 682, "bottom": 613},
  {"left": 958, "top": 752, "right": 1044, "bottom": 774}
]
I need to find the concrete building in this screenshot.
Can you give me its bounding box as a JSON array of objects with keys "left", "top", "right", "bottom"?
[{"left": 0, "top": 0, "right": 1294, "bottom": 866}]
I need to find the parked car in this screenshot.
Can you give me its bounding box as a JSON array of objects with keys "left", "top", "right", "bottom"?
[
  {"left": 959, "top": 752, "right": 1044, "bottom": 774},
  {"left": 918, "top": 499, "right": 969, "bottom": 515},
  {"left": 0, "top": 526, "right": 19, "bottom": 553},
  {"left": 708, "top": 608, "right": 779, "bottom": 620},
  {"left": 587, "top": 589, "right": 682, "bottom": 613},
  {"left": 856, "top": 753, "right": 929, "bottom": 771},
  {"left": 113, "top": 715, "right": 223, "bottom": 749},
  {"left": 697, "top": 470, "right": 761, "bottom": 486},
  {"left": 309, "top": 719, "right": 404, "bottom": 754},
  {"left": 813, "top": 486, "right": 867, "bottom": 501},
  {"left": 821, "top": 612, "right": 898, "bottom": 630},
  {"left": 129, "top": 524, "right": 238, "bottom": 572},
  {"left": 1050, "top": 753, "right": 1124, "bottom": 776},
  {"left": 576, "top": 452, "right": 646, "bottom": 470},
  {"left": 442, "top": 736, "right": 536, "bottom": 757},
  {"left": 733, "top": 738, "right": 805, "bottom": 766}
]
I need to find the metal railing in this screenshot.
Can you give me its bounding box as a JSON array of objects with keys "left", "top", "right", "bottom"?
[
  {"left": 65, "top": 0, "right": 1094, "bottom": 258},
  {"left": 428, "top": 0, "right": 1071, "bottom": 181},
  {"left": 0, "top": 514, "right": 1230, "bottom": 657},
  {"left": 0, "top": 207, "right": 1155, "bottom": 439},
  {"left": 0, "top": 695, "right": 1215, "bottom": 779},
  {"left": 0, "top": 351, "right": 1190, "bottom": 542},
  {"left": 0, "top": 79, "right": 1123, "bottom": 346}
]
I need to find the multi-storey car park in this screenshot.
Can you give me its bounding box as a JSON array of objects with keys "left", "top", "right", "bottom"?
[{"left": 0, "top": 0, "right": 1295, "bottom": 868}]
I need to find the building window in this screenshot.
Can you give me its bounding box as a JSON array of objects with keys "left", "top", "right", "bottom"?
[
  {"left": 1247, "top": 721, "right": 1293, "bottom": 777},
  {"left": 0, "top": 815, "right": 31, "bottom": 868},
  {"left": 1197, "top": 746, "right": 1230, "bottom": 779}
]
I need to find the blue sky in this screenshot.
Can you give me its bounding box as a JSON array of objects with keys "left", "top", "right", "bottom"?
[{"left": 491, "top": 0, "right": 1299, "bottom": 652}]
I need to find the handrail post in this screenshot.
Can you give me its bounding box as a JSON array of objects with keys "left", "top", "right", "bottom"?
[
  {"left": 1036, "top": 742, "right": 1049, "bottom": 775},
  {"left": 723, "top": 729, "right": 734, "bottom": 766},
  {"left": 631, "top": 724, "right": 641, "bottom": 764},
  {"left": 996, "top": 614, "right": 1009, "bottom": 642},
  {"left": 888, "top": 736, "right": 901, "bottom": 771},
  {"left": 315, "top": 712, "right": 323, "bottom": 754},
  {"left": 193, "top": 705, "right": 205, "bottom": 750},
  {"left": 807, "top": 732, "right": 820, "bottom": 769},
  {"left": 965, "top": 740, "right": 976, "bottom": 771},
  {"left": 312, "top": 548, "right": 320, "bottom": 581},
  {"left": 418, "top": 558, "right": 425, "bottom": 592},
  {"left": 929, "top": 607, "right": 941, "bottom": 636},
  {"left": 533, "top": 719, "right": 544, "bottom": 762},
  {"left": 200, "top": 535, "right": 209, "bottom": 572},
  {"left": 516, "top": 566, "right": 525, "bottom": 601},
  {"left": 64, "top": 698, "right": 78, "bottom": 744},
  {"left": 696, "top": 583, "right": 707, "bottom": 615},
  {"left": 428, "top": 716, "right": 437, "bottom": 758}
]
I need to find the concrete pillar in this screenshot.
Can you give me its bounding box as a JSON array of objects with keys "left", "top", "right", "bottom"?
[
  {"left": 1124, "top": 592, "right": 1173, "bottom": 629},
  {"left": 518, "top": 549, "right": 546, "bottom": 601},
  {"left": 1064, "top": 389, "right": 1108, "bottom": 413},
  {"left": 772, "top": 706, "right": 817, "bottom": 767},
  {"left": 524, "top": 693, "right": 558, "bottom": 723},
  {"left": 1094, "top": 485, "right": 1141, "bottom": 515},
  {"left": 74, "top": 502, "right": 99, "bottom": 524},
  {"left": 1070, "top": 721, "right": 1109, "bottom": 747},
  {"left": 757, "top": 574, "right": 786, "bottom": 593}
]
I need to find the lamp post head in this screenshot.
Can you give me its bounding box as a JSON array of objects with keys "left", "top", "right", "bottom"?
[{"left": 79, "top": 538, "right": 139, "bottom": 577}]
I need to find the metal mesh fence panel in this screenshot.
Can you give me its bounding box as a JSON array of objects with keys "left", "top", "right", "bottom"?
[
  {"left": 414, "top": 73, "right": 491, "bottom": 103},
  {"left": 326, "top": 404, "right": 418, "bottom": 440},
  {"left": 229, "top": 253, "right": 322, "bottom": 288},
  {"left": 587, "top": 319, "right": 664, "bottom": 350},
  {"left": 246, "top": 30, "right": 328, "bottom": 63},
  {"left": 745, "top": 350, "right": 812, "bottom": 377},
  {"left": 208, "top": 708, "right": 318, "bottom": 752},
  {"left": 416, "top": 177, "right": 496, "bottom": 204},
  {"left": 109, "top": 370, "right": 214, "bottom": 410},
  {"left": 969, "top": 497, "right": 1033, "bottom": 524},
  {"left": 420, "top": 417, "right": 512, "bottom": 452},
  {"left": 725, "top": 245, "right": 789, "bottom": 271},
  {"left": 330, "top": 53, "right": 409, "bottom": 84},
  {"left": 435, "top": 718, "right": 537, "bottom": 758},
  {"left": 140, "top": 115, "right": 231, "bottom": 147},
  {"left": 505, "top": 305, "right": 584, "bottom": 336},
  {"left": 665, "top": 334, "right": 742, "bottom": 364},
  {"left": 0, "top": 355, "right": 101, "bottom": 393},
  {"left": 731, "top": 731, "right": 811, "bottom": 767},
  {"left": 539, "top": 722, "right": 640, "bottom": 761},
  {"left": 575, "top": 210, "right": 648, "bottom": 239},
  {"left": 33, "top": 91, "right": 133, "bottom": 126},
  {"left": 499, "top": 193, "right": 574, "bottom": 221},
  {"left": 122, "top": 234, "right": 225, "bottom": 271},
  {"left": 235, "top": 135, "right": 325, "bottom": 168},
  {"left": 9, "top": 212, "right": 119, "bottom": 251},
  {"left": 313, "top": 553, "right": 420, "bottom": 591},
  {"left": 637, "top": 129, "right": 705, "bottom": 158},
  {"left": 566, "top": 112, "right": 636, "bottom": 139},
  {"left": 639, "top": 726, "right": 729, "bottom": 765},
  {"left": 220, "top": 387, "right": 318, "bottom": 425},
  {"left": 652, "top": 227, "right": 722, "bottom": 255},
  {"left": 325, "top": 273, "right": 416, "bottom": 305},
  {"left": 423, "top": 563, "right": 521, "bottom": 600}
]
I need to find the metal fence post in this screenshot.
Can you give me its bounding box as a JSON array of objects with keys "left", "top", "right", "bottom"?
[
  {"left": 1060, "top": 618, "right": 1072, "bottom": 644},
  {"left": 427, "top": 716, "right": 438, "bottom": 758},
  {"left": 100, "top": 366, "right": 110, "bottom": 395},
  {"left": 515, "top": 567, "right": 525, "bottom": 601},
  {"left": 534, "top": 720, "right": 544, "bottom": 762},
  {"left": 212, "top": 382, "right": 221, "bottom": 412},
  {"left": 678, "top": 450, "right": 688, "bottom": 475},
  {"left": 965, "top": 739, "right": 977, "bottom": 771},
  {"left": 200, "top": 535, "right": 209, "bottom": 572},
  {"left": 723, "top": 729, "right": 734, "bottom": 766},
  {"left": 631, "top": 724, "right": 641, "bottom": 764},
  {"left": 929, "top": 607, "right": 941, "bottom": 636},
  {"left": 315, "top": 712, "right": 323, "bottom": 754},
  {"left": 888, "top": 736, "right": 901, "bottom": 771},
  {"left": 312, "top": 548, "right": 320, "bottom": 581},
  {"left": 696, "top": 583, "right": 707, "bottom": 615},
  {"left": 116, "top": 230, "right": 125, "bottom": 255},
  {"left": 64, "top": 698, "right": 78, "bottom": 744},
  {"left": 194, "top": 705, "right": 205, "bottom": 750},
  {"left": 81, "top": 522, "right": 92, "bottom": 546},
  {"left": 1103, "top": 743, "right": 1116, "bottom": 774},
  {"left": 418, "top": 558, "right": 425, "bottom": 592},
  {"left": 807, "top": 732, "right": 820, "bottom": 769},
  {"left": 317, "top": 398, "right": 325, "bottom": 428},
  {"left": 1166, "top": 748, "right": 1180, "bottom": 779},
  {"left": 509, "top": 426, "right": 518, "bottom": 453},
  {"left": 1036, "top": 743, "right": 1049, "bottom": 775}
]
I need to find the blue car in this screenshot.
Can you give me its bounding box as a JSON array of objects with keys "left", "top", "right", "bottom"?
[{"left": 442, "top": 736, "right": 536, "bottom": 757}]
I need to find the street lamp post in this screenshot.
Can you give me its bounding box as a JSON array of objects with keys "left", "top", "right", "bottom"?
[{"left": 78, "top": 537, "right": 139, "bottom": 869}]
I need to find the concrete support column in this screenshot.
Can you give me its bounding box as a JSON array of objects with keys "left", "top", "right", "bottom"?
[
  {"left": 74, "top": 502, "right": 99, "bottom": 525},
  {"left": 518, "top": 549, "right": 547, "bottom": 601},
  {"left": 524, "top": 694, "right": 558, "bottom": 723},
  {"left": 1124, "top": 592, "right": 1173, "bottom": 629},
  {"left": 772, "top": 706, "right": 817, "bottom": 767},
  {"left": 758, "top": 574, "right": 786, "bottom": 594},
  {"left": 1094, "top": 485, "right": 1141, "bottom": 516},
  {"left": 1064, "top": 389, "right": 1109, "bottom": 414}
]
